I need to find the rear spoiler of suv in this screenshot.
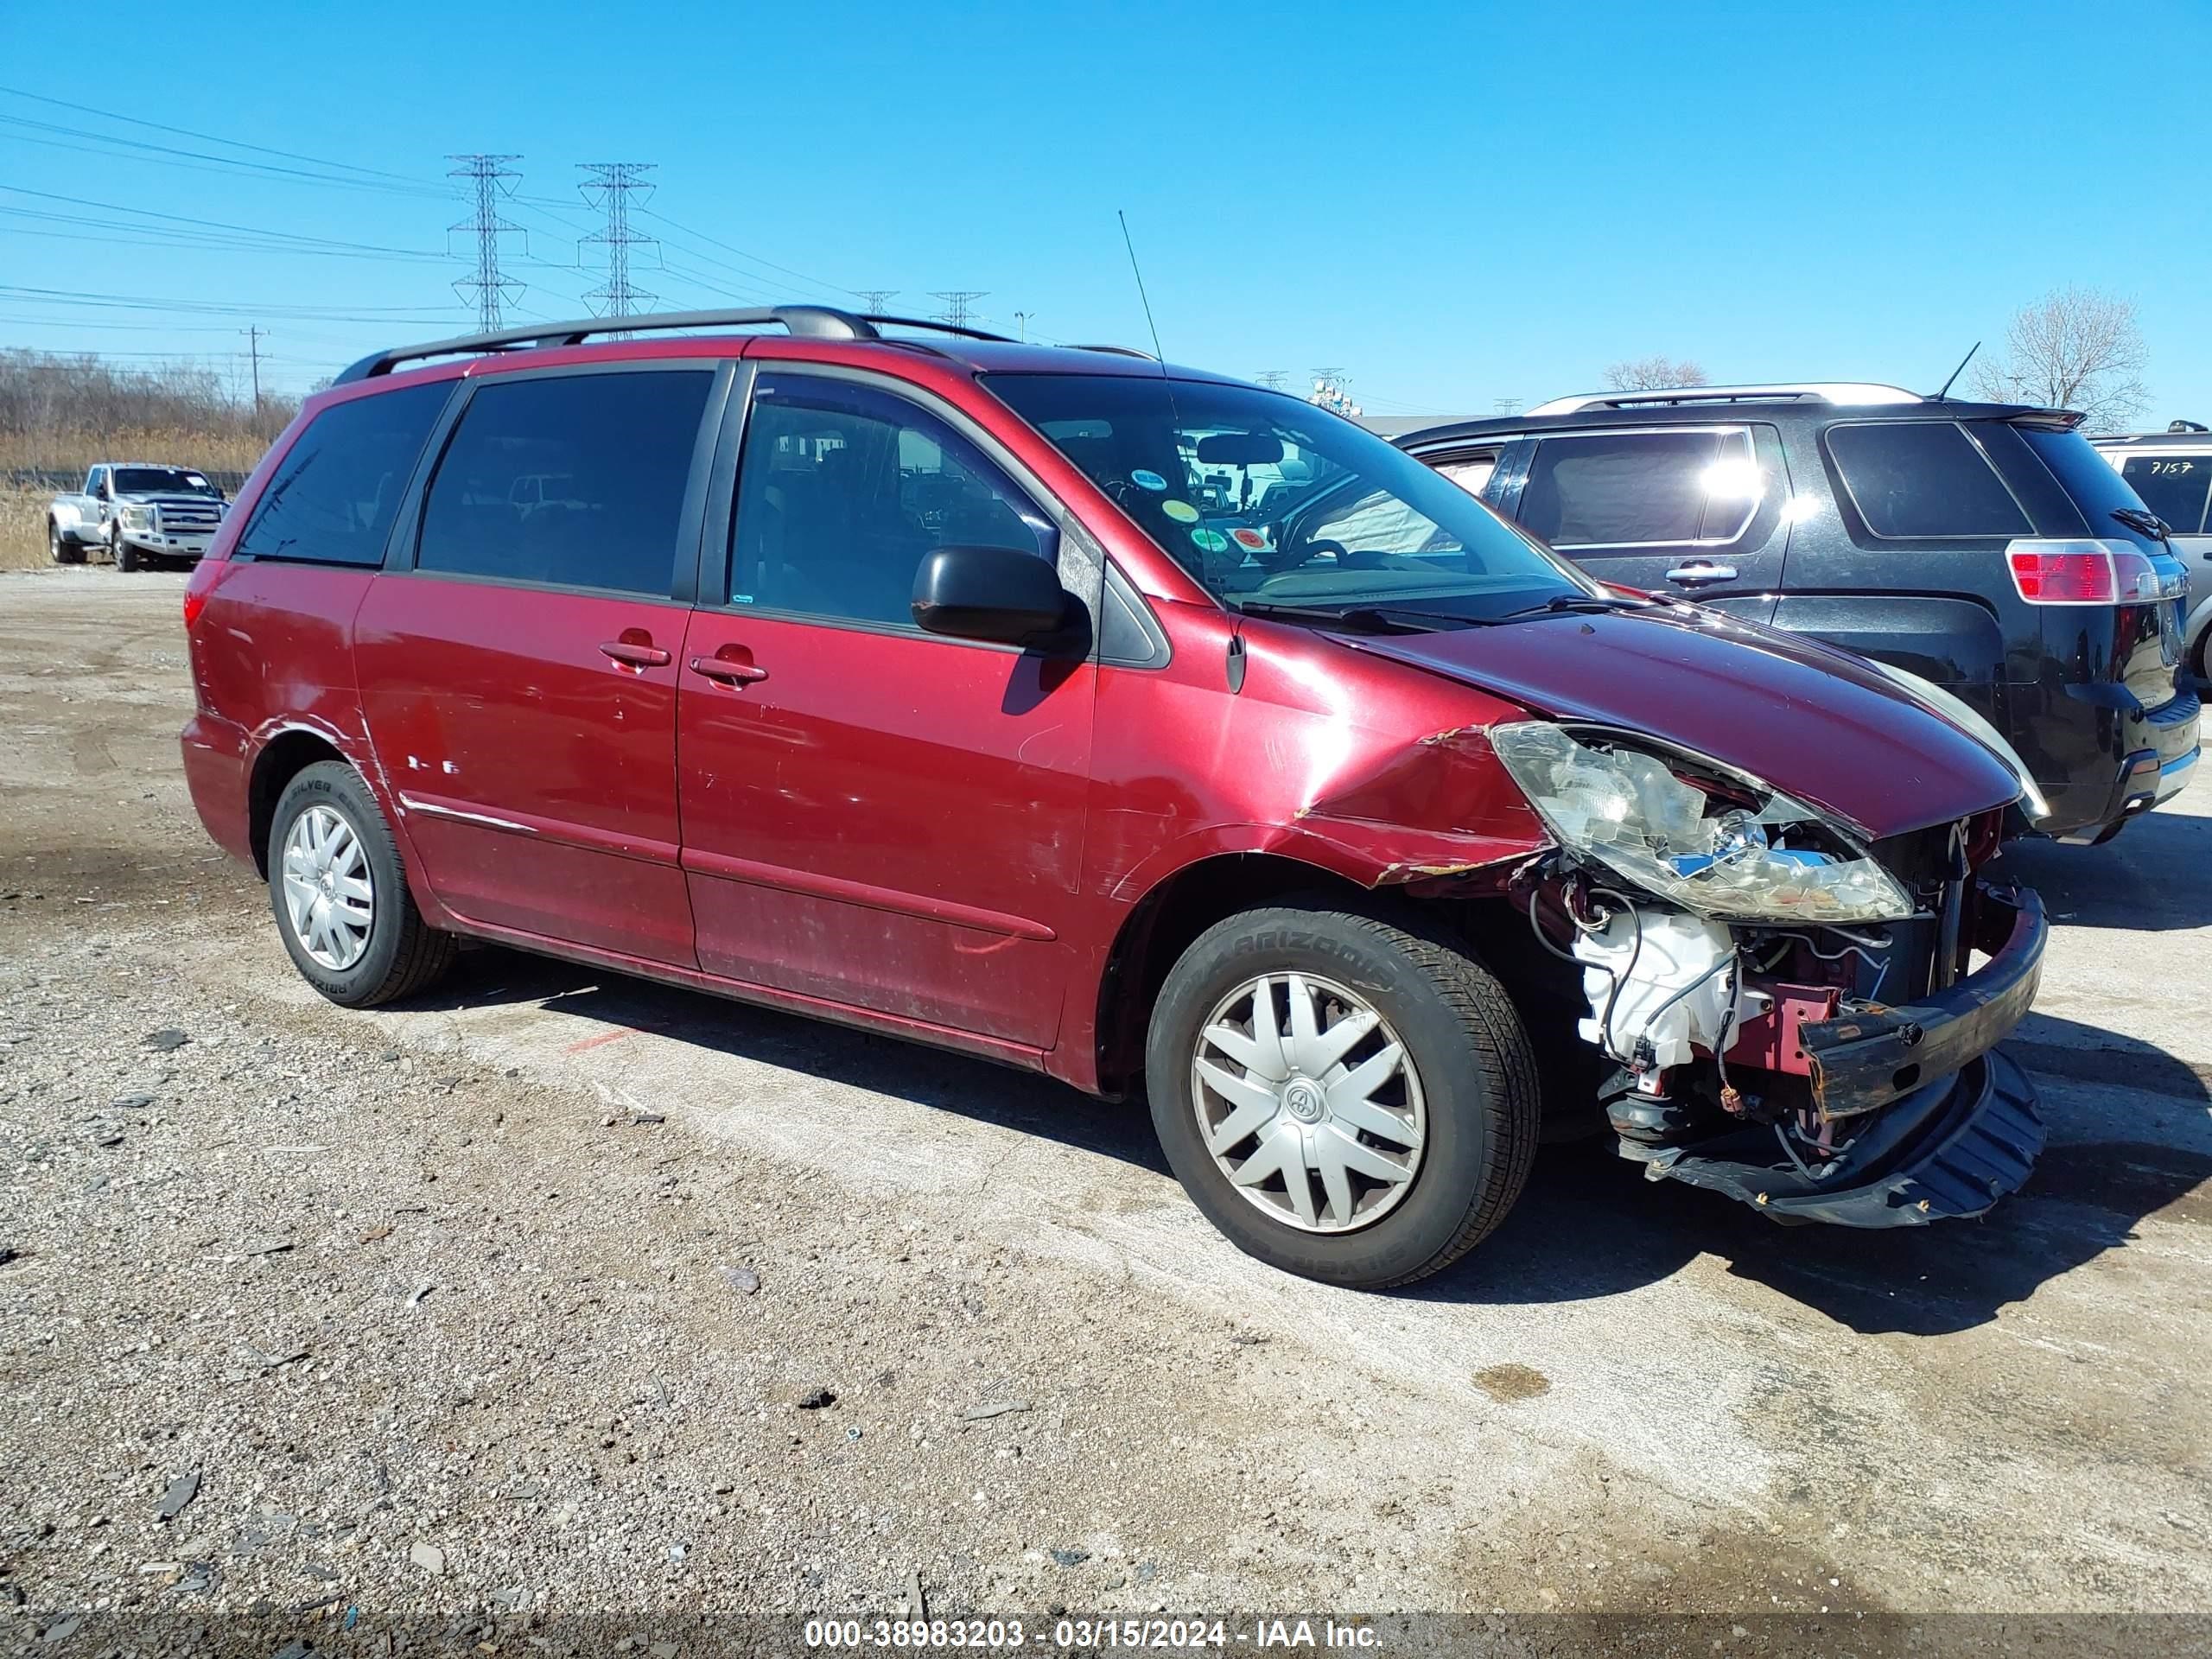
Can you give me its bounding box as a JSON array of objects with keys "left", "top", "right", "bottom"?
[{"left": 334, "top": 306, "right": 1015, "bottom": 385}]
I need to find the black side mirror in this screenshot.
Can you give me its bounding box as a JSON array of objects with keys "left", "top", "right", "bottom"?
[{"left": 912, "top": 543, "right": 1071, "bottom": 645}]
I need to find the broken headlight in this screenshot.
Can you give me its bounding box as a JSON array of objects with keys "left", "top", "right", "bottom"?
[{"left": 1491, "top": 721, "right": 1916, "bottom": 923}]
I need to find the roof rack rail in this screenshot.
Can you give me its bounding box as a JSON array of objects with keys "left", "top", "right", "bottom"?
[
  {"left": 1525, "top": 382, "right": 1923, "bottom": 416},
  {"left": 333, "top": 305, "right": 1014, "bottom": 385},
  {"left": 1071, "top": 343, "right": 1157, "bottom": 360}
]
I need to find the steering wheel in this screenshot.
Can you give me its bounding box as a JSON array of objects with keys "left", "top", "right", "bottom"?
[{"left": 1257, "top": 536, "right": 1346, "bottom": 575}]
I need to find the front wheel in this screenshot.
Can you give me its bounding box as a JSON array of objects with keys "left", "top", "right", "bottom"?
[
  {"left": 112, "top": 530, "right": 138, "bottom": 573},
  {"left": 1145, "top": 903, "right": 1540, "bottom": 1289},
  {"left": 268, "top": 760, "right": 456, "bottom": 1007}
]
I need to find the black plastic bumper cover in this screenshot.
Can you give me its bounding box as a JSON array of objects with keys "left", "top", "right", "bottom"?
[
  {"left": 1649, "top": 1050, "right": 2044, "bottom": 1226},
  {"left": 1798, "top": 885, "right": 2047, "bottom": 1121},
  {"left": 1640, "top": 884, "right": 2049, "bottom": 1228}
]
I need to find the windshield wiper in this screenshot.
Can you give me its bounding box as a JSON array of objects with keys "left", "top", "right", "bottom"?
[
  {"left": 1496, "top": 592, "right": 1656, "bottom": 620},
  {"left": 2113, "top": 506, "right": 2171, "bottom": 543},
  {"left": 1233, "top": 601, "right": 1476, "bottom": 633}
]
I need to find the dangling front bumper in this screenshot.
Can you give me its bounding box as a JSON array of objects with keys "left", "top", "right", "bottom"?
[{"left": 1639, "top": 886, "right": 2049, "bottom": 1227}]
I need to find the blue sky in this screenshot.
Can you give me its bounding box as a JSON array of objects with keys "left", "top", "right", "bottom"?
[{"left": 3, "top": 0, "right": 2207, "bottom": 418}]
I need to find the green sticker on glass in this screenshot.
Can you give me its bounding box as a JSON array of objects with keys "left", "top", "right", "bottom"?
[
  {"left": 1160, "top": 499, "right": 1199, "bottom": 524},
  {"left": 1190, "top": 527, "right": 1230, "bottom": 554}
]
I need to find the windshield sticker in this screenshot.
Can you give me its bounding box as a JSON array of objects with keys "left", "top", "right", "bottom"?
[
  {"left": 1190, "top": 527, "right": 1230, "bottom": 554},
  {"left": 1231, "top": 527, "right": 1271, "bottom": 552},
  {"left": 1160, "top": 499, "right": 1199, "bottom": 524},
  {"left": 1130, "top": 468, "right": 1168, "bottom": 492}
]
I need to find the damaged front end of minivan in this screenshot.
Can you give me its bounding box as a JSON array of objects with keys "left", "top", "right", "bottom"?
[{"left": 1491, "top": 721, "right": 2047, "bottom": 1227}]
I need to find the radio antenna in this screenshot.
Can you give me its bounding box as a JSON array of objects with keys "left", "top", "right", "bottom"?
[
  {"left": 1933, "top": 340, "right": 1980, "bottom": 403},
  {"left": 1118, "top": 209, "right": 1166, "bottom": 362}
]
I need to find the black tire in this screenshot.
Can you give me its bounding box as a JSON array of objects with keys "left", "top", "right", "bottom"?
[
  {"left": 1145, "top": 902, "right": 1541, "bottom": 1290},
  {"left": 113, "top": 530, "right": 138, "bottom": 573},
  {"left": 267, "top": 760, "right": 456, "bottom": 1007},
  {"left": 50, "top": 521, "right": 86, "bottom": 564}
]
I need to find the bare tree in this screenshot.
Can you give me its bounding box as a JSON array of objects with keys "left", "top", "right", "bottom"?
[
  {"left": 1969, "top": 286, "right": 2149, "bottom": 430},
  {"left": 1602, "top": 356, "right": 1709, "bottom": 392}
]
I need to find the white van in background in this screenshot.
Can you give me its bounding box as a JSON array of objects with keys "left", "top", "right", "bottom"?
[{"left": 2094, "top": 421, "right": 2212, "bottom": 683}]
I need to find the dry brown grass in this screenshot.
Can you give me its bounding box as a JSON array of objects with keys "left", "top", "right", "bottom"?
[
  {"left": 2, "top": 485, "right": 60, "bottom": 571},
  {"left": 0, "top": 429, "right": 273, "bottom": 475}
]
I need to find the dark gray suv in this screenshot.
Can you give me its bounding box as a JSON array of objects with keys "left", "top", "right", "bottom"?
[{"left": 1395, "top": 384, "right": 2198, "bottom": 843}]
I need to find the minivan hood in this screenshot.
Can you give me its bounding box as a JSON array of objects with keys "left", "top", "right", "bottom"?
[{"left": 1337, "top": 605, "right": 2021, "bottom": 840}]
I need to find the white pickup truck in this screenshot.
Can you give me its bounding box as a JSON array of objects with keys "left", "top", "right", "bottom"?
[{"left": 48, "top": 462, "right": 230, "bottom": 571}]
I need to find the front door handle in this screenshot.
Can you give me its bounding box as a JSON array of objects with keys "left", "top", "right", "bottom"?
[
  {"left": 599, "top": 638, "right": 672, "bottom": 668},
  {"left": 1665, "top": 561, "right": 1737, "bottom": 587},
  {"left": 689, "top": 652, "right": 768, "bottom": 685}
]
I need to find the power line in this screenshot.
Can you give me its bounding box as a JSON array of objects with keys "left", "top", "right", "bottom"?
[
  {"left": 0, "top": 283, "right": 463, "bottom": 323},
  {"left": 448, "top": 155, "right": 526, "bottom": 332},
  {"left": 0, "top": 183, "right": 444, "bottom": 252},
  {"left": 0, "top": 112, "right": 448, "bottom": 200},
  {"left": 931, "top": 290, "right": 988, "bottom": 329},
  {"left": 577, "top": 162, "right": 658, "bottom": 320},
  {"left": 633, "top": 207, "right": 862, "bottom": 299},
  {"left": 854, "top": 290, "right": 897, "bottom": 315},
  {"left": 0, "top": 84, "right": 442, "bottom": 188}
]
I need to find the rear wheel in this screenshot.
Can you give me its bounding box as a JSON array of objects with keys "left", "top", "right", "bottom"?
[
  {"left": 268, "top": 760, "right": 455, "bottom": 1007},
  {"left": 49, "top": 521, "right": 85, "bottom": 564},
  {"left": 1145, "top": 903, "right": 1540, "bottom": 1289}
]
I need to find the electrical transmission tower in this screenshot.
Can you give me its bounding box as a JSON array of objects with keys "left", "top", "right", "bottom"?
[
  {"left": 1255, "top": 370, "right": 1290, "bottom": 391},
  {"left": 854, "top": 290, "right": 898, "bottom": 316},
  {"left": 578, "top": 162, "right": 659, "bottom": 320},
  {"left": 931, "top": 290, "right": 988, "bottom": 329},
  {"left": 447, "top": 155, "right": 526, "bottom": 332}
]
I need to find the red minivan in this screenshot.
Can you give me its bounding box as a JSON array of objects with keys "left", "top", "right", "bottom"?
[{"left": 181, "top": 307, "right": 2048, "bottom": 1288}]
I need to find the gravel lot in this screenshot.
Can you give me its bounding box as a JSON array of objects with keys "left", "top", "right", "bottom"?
[{"left": 3, "top": 569, "right": 2208, "bottom": 1652}]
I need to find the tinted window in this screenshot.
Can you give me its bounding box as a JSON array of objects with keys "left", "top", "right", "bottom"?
[
  {"left": 1518, "top": 429, "right": 1758, "bottom": 549},
  {"left": 2118, "top": 453, "right": 2211, "bottom": 535},
  {"left": 730, "top": 374, "right": 1046, "bottom": 626},
  {"left": 986, "top": 373, "right": 1589, "bottom": 620},
  {"left": 236, "top": 382, "right": 450, "bottom": 566},
  {"left": 416, "top": 371, "right": 713, "bottom": 594},
  {"left": 1827, "top": 421, "right": 2031, "bottom": 539},
  {"left": 113, "top": 467, "right": 216, "bottom": 495}
]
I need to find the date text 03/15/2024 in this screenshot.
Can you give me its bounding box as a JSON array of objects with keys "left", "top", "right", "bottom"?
[{"left": 803, "top": 1617, "right": 1383, "bottom": 1649}]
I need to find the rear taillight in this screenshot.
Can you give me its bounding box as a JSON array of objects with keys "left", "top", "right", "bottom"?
[
  {"left": 181, "top": 558, "right": 223, "bottom": 632},
  {"left": 2004, "top": 538, "right": 2188, "bottom": 606}
]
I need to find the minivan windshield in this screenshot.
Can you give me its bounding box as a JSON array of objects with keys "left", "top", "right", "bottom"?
[{"left": 986, "top": 374, "right": 1597, "bottom": 620}]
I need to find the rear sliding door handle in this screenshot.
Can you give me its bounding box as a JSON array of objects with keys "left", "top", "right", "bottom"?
[
  {"left": 1665, "top": 562, "right": 1737, "bottom": 587},
  {"left": 690, "top": 654, "right": 768, "bottom": 685},
  {"left": 599, "top": 639, "right": 672, "bottom": 667}
]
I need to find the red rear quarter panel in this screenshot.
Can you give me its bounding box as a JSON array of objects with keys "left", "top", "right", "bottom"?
[{"left": 182, "top": 367, "right": 470, "bottom": 882}]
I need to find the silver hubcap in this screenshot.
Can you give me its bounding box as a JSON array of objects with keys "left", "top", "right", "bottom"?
[
  {"left": 1192, "top": 972, "right": 1426, "bottom": 1234},
  {"left": 279, "top": 804, "right": 373, "bottom": 971}
]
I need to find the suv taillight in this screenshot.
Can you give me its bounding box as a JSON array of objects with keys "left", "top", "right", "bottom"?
[
  {"left": 181, "top": 557, "right": 223, "bottom": 632},
  {"left": 2005, "top": 538, "right": 2187, "bottom": 606}
]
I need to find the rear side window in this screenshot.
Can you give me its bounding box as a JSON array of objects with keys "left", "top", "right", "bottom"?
[
  {"left": 729, "top": 373, "right": 1047, "bottom": 627},
  {"left": 236, "top": 383, "right": 449, "bottom": 566},
  {"left": 1826, "top": 422, "right": 2031, "bottom": 539},
  {"left": 416, "top": 370, "right": 714, "bottom": 595},
  {"left": 1517, "top": 429, "right": 1756, "bottom": 548},
  {"left": 2117, "top": 453, "right": 2212, "bottom": 534}
]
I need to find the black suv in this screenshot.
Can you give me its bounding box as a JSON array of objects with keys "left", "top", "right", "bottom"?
[{"left": 1396, "top": 385, "right": 2199, "bottom": 842}]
